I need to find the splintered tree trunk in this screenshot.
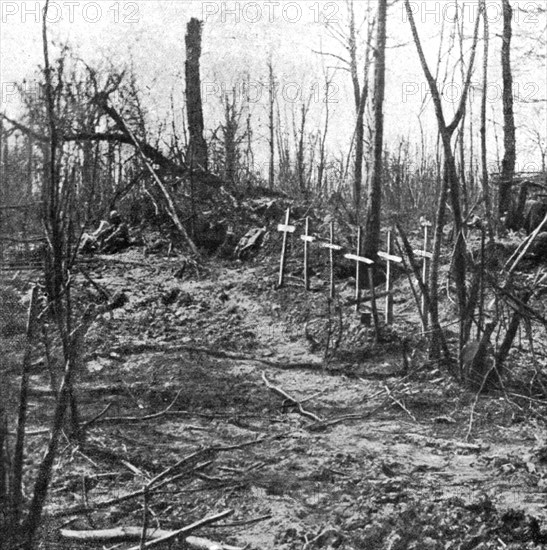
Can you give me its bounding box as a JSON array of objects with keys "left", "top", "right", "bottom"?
[
  {"left": 363, "top": 0, "right": 387, "bottom": 260},
  {"left": 499, "top": 0, "right": 516, "bottom": 219},
  {"left": 185, "top": 18, "right": 207, "bottom": 172},
  {"left": 223, "top": 90, "right": 237, "bottom": 185},
  {"left": 268, "top": 59, "right": 275, "bottom": 189}
]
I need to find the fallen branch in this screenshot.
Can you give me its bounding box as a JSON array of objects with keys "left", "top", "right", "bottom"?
[
  {"left": 210, "top": 513, "right": 272, "bottom": 528},
  {"left": 303, "top": 527, "right": 340, "bottom": 550},
  {"left": 77, "top": 265, "right": 110, "bottom": 301},
  {"left": 308, "top": 399, "right": 392, "bottom": 431},
  {"left": 60, "top": 526, "right": 172, "bottom": 542},
  {"left": 89, "top": 389, "right": 183, "bottom": 425},
  {"left": 0, "top": 112, "right": 222, "bottom": 188},
  {"left": 124, "top": 509, "right": 233, "bottom": 550},
  {"left": 261, "top": 372, "right": 322, "bottom": 423},
  {"left": 383, "top": 384, "right": 417, "bottom": 422},
  {"left": 100, "top": 100, "right": 199, "bottom": 256},
  {"left": 60, "top": 529, "right": 242, "bottom": 550},
  {"left": 505, "top": 212, "right": 547, "bottom": 274},
  {"left": 186, "top": 536, "right": 243, "bottom": 550},
  {"left": 52, "top": 457, "right": 212, "bottom": 517},
  {"left": 107, "top": 342, "right": 322, "bottom": 370},
  {"left": 80, "top": 403, "right": 112, "bottom": 429}
]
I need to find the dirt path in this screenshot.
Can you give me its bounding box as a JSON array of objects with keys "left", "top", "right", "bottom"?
[{"left": 31, "top": 250, "right": 547, "bottom": 549}]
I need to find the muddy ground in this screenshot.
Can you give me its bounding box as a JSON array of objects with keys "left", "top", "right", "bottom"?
[{"left": 2, "top": 239, "right": 547, "bottom": 550}]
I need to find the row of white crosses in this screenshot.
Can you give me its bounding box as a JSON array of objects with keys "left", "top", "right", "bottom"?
[
  {"left": 277, "top": 208, "right": 434, "bottom": 326},
  {"left": 277, "top": 208, "right": 418, "bottom": 325}
]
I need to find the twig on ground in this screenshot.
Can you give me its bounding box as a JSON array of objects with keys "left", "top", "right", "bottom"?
[
  {"left": 302, "top": 527, "right": 339, "bottom": 550},
  {"left": 262, "top": 372, "right": 323, "bottom": 423},
  {"left": 91, "top": 389, "right": 183, "bottom": 424},
  {"left": 383, "top": 384, "right": 417, "bottom": 422},
  {"left": 52, "top": 459, "right": 212, "bottom": 517},
  {"left": 210, "top": 513, "right": 272, "bottom": 528},
  {"left": 77, "top": 265, "right": 110, "bottom": 300},
  {"left": 81, "top": 403, "right": 113, "bottom": 429}
]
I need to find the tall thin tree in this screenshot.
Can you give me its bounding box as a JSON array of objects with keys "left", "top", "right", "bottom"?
[
  {"left": 404, "top": 0, "right": 481, "bottom": 361},
  {"left": 499, "top": 0, "right": 516, "bottom": 221},
  {"left": 363, "top": 0, "right": 387, "bottom": 260}
]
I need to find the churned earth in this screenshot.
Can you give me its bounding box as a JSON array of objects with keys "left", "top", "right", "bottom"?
[{"left": 2, "top": 243, "right": 547, "bottom": 550}]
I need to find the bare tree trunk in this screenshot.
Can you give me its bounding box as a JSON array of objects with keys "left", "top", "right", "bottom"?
[
  {"left": 348, "top": 0, "right": 371, "bottom": 221},
  {"left": 317, "top": 76, "right": 330, "bottom": 195},
  {"left": 0, "top": 401, "right": 7, "bottom": 531},
  {"left": 499, "top": 0, "right": 516, "bottom": 220},
  {"left": 268, "top": 59, "right": 275, "bottom": 189},
  {"left": 11, "top": 288, "right": 40, "bottom": 526},
  {"left": 222, "top": 88, "right": 238, "bottom": 186},
  {"left": 296, "top": 100, "right": 310, "bottom": 197},
  {"left": 363, "top": 0, "right": 387, "bottom": 260},
  {"left": 480, "top": 0, "right": 494, "bottom": 240},
  {"left": 42, "top": 0, "right": 65, "bottom": 319},
  {"left": 185, "top": 18, "right": 207, "bottom": 172},
  {"left": 0, "top": 118, "right": 4, "bottom": 263},
  {"left": 404, "top": 0, "right": 481, "bottom": 362}
]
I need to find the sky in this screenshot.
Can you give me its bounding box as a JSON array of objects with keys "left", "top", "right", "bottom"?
[{"left": 1, "top": 0, "right": 546, "bottom": 175}]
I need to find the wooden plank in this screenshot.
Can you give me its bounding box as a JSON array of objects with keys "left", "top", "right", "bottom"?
[
  {"left": 377, "top": 251, "right": 402, "bottom": 263},
  {"left": 321, "top": 243, "right": 343, "bottom": 251},
  {"left": 344, "top": 253, "right": 374, "bottom": 265},
  {"left": 277, "top": 224, "right": 296, "bottom": 233},
  {"left": 414, "top": 249, "right": 433, "bottom": 259}
]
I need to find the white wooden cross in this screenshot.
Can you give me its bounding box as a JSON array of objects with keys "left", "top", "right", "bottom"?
[
  {"left": 377, "top": 229, "right": 403, "bottom": 324},
  {"left": 300, "top": 217, "right": 316, "bottom": 290},
  {"left": 277, "top": 207, "right": 296, "bottom": 288},
  {"left": 414, "top": 218, "right": 433, "bottom": 331},
  {"left": 320, "top": 221, "right": 343, "bottom": 298},
  {"left": 344, "top": 226, "right": 374, "bottom": 312}
]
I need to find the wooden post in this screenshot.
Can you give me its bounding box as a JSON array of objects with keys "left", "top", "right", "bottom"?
[
  {"left": 414, "top": 219, "right": 433, "bottom": 333},
  {"left": 383, "top": 230, "right": 393, "bottom": 323},
  {"left": 344, "top": 227, "right": 374, "bottom": 313},
  {"left": 300, "top": 217, "right": 315, "bottom": 290},
  {"left": 355, "top": 226, "right": 362, "bottom": 312},
  {"left": 277, "top": 208, "right": 295, "bottom": 288},
  {"left": 329, "top": 221, "right": 335, "bottom": 299},
  {"left": 384, "top": 229, "right": 394, "bottom": 324},
  {"left": 368, "top": 267, "right": 380, "bottom": 335},
  {"left": 421, "top": 220, "right": 431, "bottom": 329}
]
